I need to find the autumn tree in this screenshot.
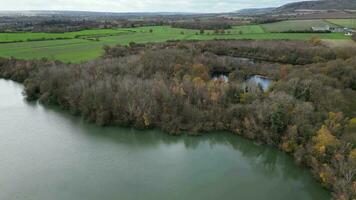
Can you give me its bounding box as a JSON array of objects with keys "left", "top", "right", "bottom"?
[
  {"left": 192, "top": 64, "right": 210, "bottom": 81},
  {"left": 310, "top": 36, "right": 321, "bottom": 46},
  {"left": 313, "top": 125, "right": 340, "bottom": 158}
]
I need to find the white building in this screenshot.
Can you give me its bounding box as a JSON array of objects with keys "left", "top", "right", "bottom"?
[
  {"left": 312, "top": 25, "right": 330, "bottom": 32},
  {"left": 345, "top": 32, "right": 353, "bottom": 36}
]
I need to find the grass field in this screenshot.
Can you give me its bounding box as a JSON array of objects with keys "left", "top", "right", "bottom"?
[
  {"left": 231, "top": 25, "right": 265, "bottom": 34},
  {"left": 0, "top": 25, "right": 350, "bottom": 62},
  {"left": 261, "top": 19, "right": 336, "bottom": 32},
  {"left": 326, "top": 19, "right": 356, "bottom": 29},
  {"left": 0, "top": 29, "right": 134, "bottom": 43}
]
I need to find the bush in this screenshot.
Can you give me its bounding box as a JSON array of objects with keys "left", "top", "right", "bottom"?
[{"left": 310, "top": 36, "right": 322, "bottom": 46}]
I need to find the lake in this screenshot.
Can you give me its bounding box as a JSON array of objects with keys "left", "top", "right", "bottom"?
[
  {"left": 248, "top": 75, "right": 273, "bottom": 91},
  {"left": 0, "top": 79, "right": 330, "bottom": 200}
]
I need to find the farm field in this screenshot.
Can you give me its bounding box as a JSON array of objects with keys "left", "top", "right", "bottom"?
[
  {"left": 0, "top": 25, "right": 350, "bottom": 62},
  {"left": 0, "top": 25, "right": 265, "bottom": 43},
  {"left": 0, "top": 29, "right": 133, "bottom": 43},
  {"left": 230, "top": 25, "right": 265, "bottom": 34},
  {"left": 261, "top": 19, "right": 336, "bottom": 32},
  {"left": 326, "top": 19, "right": 356, "bottom": 29}
]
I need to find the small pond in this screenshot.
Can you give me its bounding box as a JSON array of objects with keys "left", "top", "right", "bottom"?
[{"left": 247, "top": 75, "right": 273, "bottom": 91}]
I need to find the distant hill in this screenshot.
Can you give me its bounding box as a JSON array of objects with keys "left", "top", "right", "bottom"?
[
  {"left": 234, "top": 0, "right": 356, "bottom": 16},
  {"left": 234, "top": 7, "right": 276, "bottom": 15},
  {"left": 0, "top": 10, "right": 198, "bottom": 18},
  {"left": 275, "top": 0, "right": 356, "bottom": 12}
]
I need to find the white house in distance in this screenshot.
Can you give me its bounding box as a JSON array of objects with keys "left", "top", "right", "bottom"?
[
  {"left": 311, "top": 25, "right": 354, "bottom": 36},
  {"left": 312, "top": 25, "right": 331, "bottom": 32}
]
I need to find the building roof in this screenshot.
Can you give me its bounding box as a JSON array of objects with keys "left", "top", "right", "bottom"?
[{"left": 312, "top": 25, "right": 330, "bottom": 31}]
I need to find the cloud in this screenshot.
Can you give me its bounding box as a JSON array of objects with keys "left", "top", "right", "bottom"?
[{"left": 0, "top": 0, "right": 308, "bottom": 12}]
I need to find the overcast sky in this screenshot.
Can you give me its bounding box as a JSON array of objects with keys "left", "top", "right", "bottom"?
[{"left": 0, "top": 0, "right": 308, "bottom": 13}]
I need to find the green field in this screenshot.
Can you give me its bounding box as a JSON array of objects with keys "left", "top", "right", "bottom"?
[
  {"left": 0, "top": 29, "right": 134, "bottom": 43},
  {"left": 261, "top": 19, "right": 336, "bottom": 32},
  {"left": 231, "top": 25, "right": 265, "bottom": 34},
  {"left": 326, "top": 19, "right": 356, "bottom": 29},
  {"left": 0, "top": 25, "right": 349, "bottom": 62}
]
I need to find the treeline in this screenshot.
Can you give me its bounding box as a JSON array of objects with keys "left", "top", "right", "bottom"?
[
  {"left": 194, "top": 40, "right": 356, "bottom": 65},
  {"left": 0, "top": 17, "right": 167, "bottom": 33},
  {"left": 0, "top": 19, "right": 108, "bottom": 33},
  {"left": 279, "top": 30, "right": 331, "bottom": 33},
  {"left": 171, "top": 20, "right": 232, "bottom": 30},
  {"left": 0, "top": 58, "right": 60, "bottom": 82},
  {"left": 104, "top": 40, "right": 356, "bottom": 65},
  {"left": 0, "top": 41, "right": 355, "bottom": 199},
  {"left": 251, "top": 17, "right": 282, "bottom": 24}
]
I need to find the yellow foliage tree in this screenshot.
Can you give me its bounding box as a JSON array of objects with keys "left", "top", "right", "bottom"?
[
  {"left": 348, "top": 118, "right": 356, "bottom": 131},
  {"left": 193, "top": 77, "right": 206, "bottom": 88},
  {"left": 349, "top": 149, "right": 356, "bottom": 162},
  {"left": 143, "top": 113, "right": 150, "bottom": 127},
  {"left": 310, "top": 36, "right": 321, "bottom": 46},
  {"left": 319, "top": 171, "right": 329, "bottom": 184},
  {"left": 192, "top": 64, "right": 210, "bottom": 81},
  {"left": 319, "top": 164, "right": 334, "bottom": 187},
  {"left": 325, "top": 112, "right": 344, "bottom": 135},
  {"left": 313, "top": 125, "right": 340, "bottom": 155}
]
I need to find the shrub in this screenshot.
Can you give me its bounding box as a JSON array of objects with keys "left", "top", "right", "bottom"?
[{"left": 310, "top": 36, "right": 322, "bottom": 46}]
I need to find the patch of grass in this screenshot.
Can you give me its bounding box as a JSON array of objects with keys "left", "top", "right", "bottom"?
[
  {"left": 261, "top": 20, "right": 336, "bottom": 32},
  {"left": 231, "top": 25, "right": 266, "bottom": 34},
  {"left": 0, "top": 39, "right": 103, "bottom": 62}
]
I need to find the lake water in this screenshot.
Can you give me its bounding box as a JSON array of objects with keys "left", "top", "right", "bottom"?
[
  {"left": 0, "top": 79, "right": 330, "bottom": 200},
  {"left": 248, "top": 75, "right": 273, "bottom": 91}
]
